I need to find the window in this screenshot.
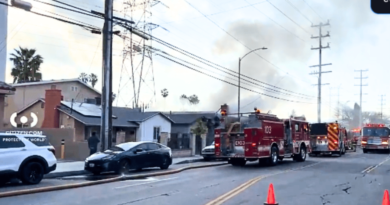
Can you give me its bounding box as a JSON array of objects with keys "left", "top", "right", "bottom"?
[
  {"left": 71, "top": 86, "right": 78, "bottom": 92},
  {"left": 153, "top": 127, "right": 160, "bottom": 140},
  {"left": 136, "top": 143, "right": 148, "bottom": 151},
  {"left": 25, "top": 137, "right": 51, "bottom": 147},
  {"left": 0, "top": 136, "right": 25, "bottom": 148},
  {"left": 41, "top": 102, "right": 44, "bottom": 109},
  {"left": 51, "top": 85, "right": 56, "bottom": 89},
  {"left": 295, "top": 124, "right": 300, "bottom": 132},
  {"left": 148, "top": 143, "right": 160, "bottom": 150}
]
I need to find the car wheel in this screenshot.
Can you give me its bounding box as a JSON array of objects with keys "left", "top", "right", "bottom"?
[
  {"left": 0, "top": 178, "right": 10, "bottom": 186},
  {"left": 20, "top": 161, "right": 44, "bottom": 185},
  {"left": 118, "top": 160, "right": 130, "bottom": 175},
  {"left": 160, "top": 156, "right": 170, "bottom": 170},
  {"left": 92, "top": 171, "right": 100, "bottom": 175}
]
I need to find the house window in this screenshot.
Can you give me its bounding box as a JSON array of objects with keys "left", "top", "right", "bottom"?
[
  {"left": 153, "top": 127, "right": 160, "bottom": 140},
  {"left": 41, "top": 102, "right": 44, "bottom": 109},
  {"left": 51, "top": 85, "right": 56, "bottom": 89},
  {"left": 71, "top": 86, "right": 78, "bottom": 92}
]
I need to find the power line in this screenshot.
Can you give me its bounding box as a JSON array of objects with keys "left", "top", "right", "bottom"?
[
  {"left": 285, "top": 0, "right": 312, "bottom": 24},
  {"left": 182, "top": 0, "right": 312, "bottom": 85},
  {"left": 149, "top": 36, "right": 314, "bottom": 98},
  {"left": 156, "top": 54, "right": 314, "bottom": 104},
  {"left": 243, "top": 0, "right": 305, "bottom": 42},
  {"left": 302, "top": 0, "right": 323, "bottom": 21},
  {"left": 266, "top": 0, "right": 310, "bottom": 34},
  {"left": 157, "top": 49, "right": 312, "bottom": 99}
]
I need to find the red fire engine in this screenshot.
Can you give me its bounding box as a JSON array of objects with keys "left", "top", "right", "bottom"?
[
  {"left": 361, "top": 123, "right": 390, "bottom": 153},
  {"left": 309, "top": 122, "right": 347, "bottom": 156},
  {"left": 214, "top": 106, "right": 311, "bottom": 166}
]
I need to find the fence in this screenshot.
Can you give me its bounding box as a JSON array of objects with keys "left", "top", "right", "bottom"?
[{"left": 0, "top": 128, "right": 89, "bottom": 161}]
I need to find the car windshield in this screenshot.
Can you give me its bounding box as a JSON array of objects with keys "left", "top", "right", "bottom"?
[
  {"left": 362, "top": 128, "right": 389, "bottom": 137},
  {"left": 114, "top": 142, "right": 142, "bottom": 151}
]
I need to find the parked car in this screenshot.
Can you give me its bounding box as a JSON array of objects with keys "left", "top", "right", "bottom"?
[
  {"left": 201, "top": 141, "right": 215, "bottom": 161},
  {"left": 84, "top": 141, "right": 172, "bottom": 175},
  {"left": 0, "top": 134, "right": 57, "bottom": 185}
]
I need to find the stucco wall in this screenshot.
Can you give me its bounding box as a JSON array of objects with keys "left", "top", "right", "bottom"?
[
  {"left": 139, "top": 114, "right": 171, "bottom": 142},
  {"left": 4, "top": 81, "right": 100, "bottom": 128},
  {"left": 171, "top": 124, "right": 191, "bottom": 133},
  {"left": 15, "top": 101, "right": 45, "bottom": 128}
]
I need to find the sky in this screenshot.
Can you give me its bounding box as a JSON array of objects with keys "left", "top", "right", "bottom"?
[{"left": 1, "top": 0, "right": 388, "bottom": 123}]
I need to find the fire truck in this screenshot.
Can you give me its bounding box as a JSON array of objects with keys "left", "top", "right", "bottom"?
[
  {"left": 361, "top": 123, "right": 390, "bottom": 153},
  {"left": 214, "top": 106, "right": 311, "bottom": 166},
  {"left": 309, "top": 122, "right": 347, "bottom": 156},
  {"left": 346, "top": 128, "right": 360, "bottom": 151}
]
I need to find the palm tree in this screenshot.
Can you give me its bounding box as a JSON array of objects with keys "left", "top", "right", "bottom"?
[
  {"left": 78, "top": 72, "right": 88, "bottom": 84},
  {"left": 161, "top": 89, "right": 168, "bottom": 111},
  {"left": 89, "top": 73, "right": 98, "bottom": 88},
  {"left": 10, "top": 47, "right": 43, "bottom": 83}
]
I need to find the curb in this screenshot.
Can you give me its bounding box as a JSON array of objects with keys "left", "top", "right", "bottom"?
[
  {"left": 174, "top": 158, "right": 204, "bottom": 165},
  {"left": 0, "top": 162, "right": 228, "bottom": 198},
  {"left": 44, "top": 171, "right": 88, "bottom": 179}
]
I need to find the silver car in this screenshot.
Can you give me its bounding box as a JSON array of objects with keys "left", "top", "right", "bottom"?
[{"left": 201, "top": 141, "right": 215, "bottom": 161}]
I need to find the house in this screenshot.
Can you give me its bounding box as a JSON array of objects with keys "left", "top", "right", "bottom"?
[
  {"left": 4, "top": 79, "right": 100, "bottom": 128},
  {"left": 16, "top": 88, "right": 173, "bottom": 145},
  {"left": 164, "top": 112, "right": 217, "bottom": 155},
  {"left": 0, "top": 82, "right": 15, "bottom": 128}
]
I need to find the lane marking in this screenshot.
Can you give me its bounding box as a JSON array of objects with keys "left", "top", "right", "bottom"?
[
  {"left": 204, "top": 162, "right": 321, "bottom": 205},
  {"left": 115, "top": 177, "right": 178, "bottom": 189},
  {"left": 361, "top": 155, "right": 390, "bottom": 174},
  {"left": 120, "top": 177, "right": 158, "bottom": 182}
]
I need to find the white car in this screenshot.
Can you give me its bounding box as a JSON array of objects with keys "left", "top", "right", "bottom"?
[
  {"left": 0, "top": 133, "right": 57, "bottom": 185},
  {"left": 201, "top": 141, "right": 215, "bottom": 161}
]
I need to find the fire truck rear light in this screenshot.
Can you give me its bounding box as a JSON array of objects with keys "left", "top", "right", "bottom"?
[
  {"left": 252, "top": 143, "right": 256, "bottom": 147},
  {"left": 317, "top": 136, "right": 320, "bottom": 139},
  {"left": 382, "top": 141, "right": 389, "bottom": 145},
  {"left": 334, "top": 141, "right": 338, "bottom": 144},
  {"left": 215, "top": 143, "right": 220, "bottom": 147},
  {"left": 361, "top": 141, "right": 367, "bottom": 144}
]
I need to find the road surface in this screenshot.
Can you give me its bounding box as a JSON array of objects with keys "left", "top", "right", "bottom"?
[{"left": 0, "top": 149, "right": 388, "bottom": 205}]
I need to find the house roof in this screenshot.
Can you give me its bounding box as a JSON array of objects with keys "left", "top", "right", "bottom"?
[
  {"left": 57, "top": 100, "right": 174, "bottom": 127},
  {"left": 11, "top": 78, "right": 101, "bottom": 95},
  {"left": 0, "top": 81, "right": 16, "bottom": 91},
  {"left": 16, "top": 98, "right": 45, "bottom": 115},
  {"left": 161, "top": 112, "right": 216, "bottom": 124}
]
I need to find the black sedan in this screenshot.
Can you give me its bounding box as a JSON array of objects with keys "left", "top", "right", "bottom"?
[{"left": 84, "top": 141, "right": 172, "bottom": 175}]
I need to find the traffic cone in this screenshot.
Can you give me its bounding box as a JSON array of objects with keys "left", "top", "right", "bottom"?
[
  {"left": 383, "top": 190, "right": 390, "bottom": 205},
  {"left": 264, "top": 183, "right": 279, "bottom": 205}
]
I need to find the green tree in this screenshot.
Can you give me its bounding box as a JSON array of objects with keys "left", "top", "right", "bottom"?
[
  {"left": 79, "top": 72, "right": 89, "bottom": 84},
  {"left": 190, "top": 119, "right": 208, "bottom": 135},
  {"left": 10, "top": 47, "right": 43, "bottom": 83}
]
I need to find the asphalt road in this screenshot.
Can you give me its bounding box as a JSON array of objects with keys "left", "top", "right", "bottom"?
[{"left": 0, "top": 148, "right": 388, "bottom": 205}]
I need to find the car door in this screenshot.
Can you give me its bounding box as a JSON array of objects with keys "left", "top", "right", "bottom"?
[
  {"left": 0, "top": 135, "right": 27, "bottom": 172},
  {"left": 146, "top": 143, "right": 162, "bottom": 167},
  {"left": 131, "top": 143, "right": 151, "bottom": 168}
]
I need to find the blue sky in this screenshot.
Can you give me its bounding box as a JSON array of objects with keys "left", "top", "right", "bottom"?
[{"left": 2, "top": 0, "right": 388, "bottom": 122}]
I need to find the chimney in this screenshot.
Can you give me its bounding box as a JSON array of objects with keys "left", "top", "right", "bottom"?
[
  {"left": 41, "top": 89, "right": 62, "bottom": 128},
  {"left": 95, "top": 97, "right": 101, "bottom": 106}
]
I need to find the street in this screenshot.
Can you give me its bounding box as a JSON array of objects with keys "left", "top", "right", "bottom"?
[{"left": 0, "top": 149, "right": 388, "bottom": 205}]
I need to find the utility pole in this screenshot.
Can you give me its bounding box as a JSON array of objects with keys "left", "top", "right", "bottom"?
[
  {"left": 310, "top": 20, "right": 331, "bottom": 123},
  {"left": 100, "top": 0, "right": 114, "bottom": 151},
  {"left": 354, "top": 69, "right": 368, "bottom": 128}
]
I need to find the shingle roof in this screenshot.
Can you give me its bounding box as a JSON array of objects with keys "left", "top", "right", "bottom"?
[
  {"left": 57, "top": 103, "right": 174, "bottom": 127},
  {"left": 0, "top": 81, "right": 16, "bottom": 91},
  {"left": 11, "top": 78, "right": 100, "bottom": 95},
  {"left": 161, "top": 112, "right": 216, "bottom": 124}
]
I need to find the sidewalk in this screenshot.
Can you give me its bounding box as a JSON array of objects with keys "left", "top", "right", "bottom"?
[{"left": 46, "top": 155, "right": 204, "bottom": 178}]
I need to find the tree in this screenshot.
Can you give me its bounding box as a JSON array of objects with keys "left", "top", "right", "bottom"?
[
  {"left": 112, "top": 92, "right": 116, "bottom": 103},
  {"left": 79, "top": 72, "right": 89, "bottom": 84},
  {"left": 161, "top": 88, "right": 168, "bottom": 98},
  {"left": 10, "top": 47, "right": 43, "bottom": 83},
  {"left": 190, "top": 119, "right": 208, "bottom": 136},
  {"left": 181, "top": 94, "right": 199, "bottom": 105},
  {"left": 89, "top": 73, "right": 98, "bottom": 88}
]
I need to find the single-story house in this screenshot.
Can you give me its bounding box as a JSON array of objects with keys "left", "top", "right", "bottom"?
[{"left": 15, "top": 88, "right": 173, "bottom": 145}]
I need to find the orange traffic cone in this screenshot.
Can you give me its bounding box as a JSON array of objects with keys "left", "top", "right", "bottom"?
[
  {"left": 264, "top": 183, "right": 279, "bottom": 205},
  {"left": 383, "top": 190, "right": 390, "bottom": 205}
]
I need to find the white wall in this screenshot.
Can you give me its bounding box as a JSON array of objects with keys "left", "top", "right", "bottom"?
[
  {"left": 139, "top": 114, "right": 171, "bottom": 142},
  {"left": 0, "top": 3, "right": 7, "bottom": 82}
]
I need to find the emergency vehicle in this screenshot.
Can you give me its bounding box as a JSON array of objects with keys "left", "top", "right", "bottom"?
[
  {"left": 346, "top": 128, "right": 360, "bottom": 151},
  {"left": 361, "top": 123, "right": 390, "bottom": 153},
  {"left": 309, "top": 122, "right": 346, "bottom": 156},
  {"left": 214, "top": 106, "right": 311, "bottom": 166}
]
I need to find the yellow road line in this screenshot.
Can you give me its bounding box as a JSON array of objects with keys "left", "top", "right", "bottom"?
[{"left": 204, "top": 162, "right": 321, "bottom": 205}]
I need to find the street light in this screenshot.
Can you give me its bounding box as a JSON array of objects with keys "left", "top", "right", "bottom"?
[
  {"left": 238, "top": 47, "right": 267, "bottom": 120},
  {"left": 11, "top": 0, "right": 32, "bottom": 11}
]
